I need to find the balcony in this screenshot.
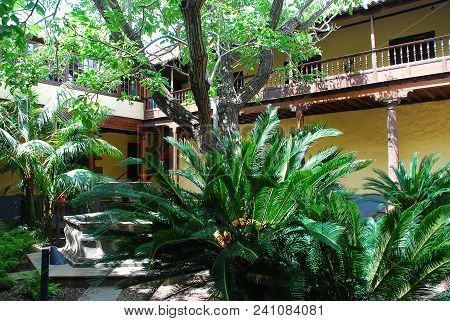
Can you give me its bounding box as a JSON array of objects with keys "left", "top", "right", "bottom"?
[{"left": 163, "top": 34, "right": 450, "bottom": 114}]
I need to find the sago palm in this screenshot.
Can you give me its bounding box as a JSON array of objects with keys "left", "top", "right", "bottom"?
[
  {"left": 0, "top": 84, "right": 121, "bottom": 233},
  {"left": 76, "top": 107, "right": 370, "bottom": 300},
  {"left": 359, "top": 202, "right": 449, "bottom": 300},
  {"left": 294, "top": 190, "right": 449, "bottom": 300},
  {"left": 365, "top": 153, "right": 450, "bottom": 210}
]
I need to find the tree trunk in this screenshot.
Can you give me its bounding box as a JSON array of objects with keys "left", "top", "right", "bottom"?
[
  {"left": 217, "top": 100, "right": 240, "bottom": 142},
  {"left": 180, "top": 0, "right": 215, "bottom": 152}
]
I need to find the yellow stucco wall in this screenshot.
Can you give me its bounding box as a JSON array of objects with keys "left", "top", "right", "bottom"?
[
  {"left": 320, "top": 0, "right": 450, "bottom": 59},
  {"left": 0, "top": 173, "right": 20, "bottom": 195},
  {"left": 96, "top": 132, "right": 138, "bottom": 179},
  {"left": 178, "top": 100, "right": 450, "bottom": 193},
  {"left": 267, "top": 0, "right": 450, "bottom": 71}
]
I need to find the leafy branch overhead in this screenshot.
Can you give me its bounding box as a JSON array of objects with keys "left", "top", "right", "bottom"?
[{"left": 44, "top": 0, "right": 359, "bottom": 150}]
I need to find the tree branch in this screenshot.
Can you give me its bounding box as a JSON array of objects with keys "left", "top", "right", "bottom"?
[
  {"left": 236, "top": 0, "right": 284, "bottom": 106},
  {"left": 91, "top": 0, "right": 198, "bottom": 138}
]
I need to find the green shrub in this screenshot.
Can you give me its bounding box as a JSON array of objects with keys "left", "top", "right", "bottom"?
[
  {"left": 365, "top": 153, "right": 449, "bottom": 211},
  {"left": 0, "top": 225, "right": 37, "bottom": 273},
  {"left": 15, "top": 272, "right": 60, "bottom": 300},
  {"left": 0, "top": 271, "right": 15, "bottom": 291}
]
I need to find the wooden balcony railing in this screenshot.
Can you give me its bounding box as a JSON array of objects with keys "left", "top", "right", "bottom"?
[
  {"left": 165, "top": 34, "right": 450, "bottom": 105},
  {"left": 41, "top": 34, "right": 449, "bottom": 109},
  {"left": 42, "top": 58, "right": 140, "bottom": 98}
]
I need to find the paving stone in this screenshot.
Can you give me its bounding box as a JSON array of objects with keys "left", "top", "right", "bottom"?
[
  {"left": 151, "top": 270, "right": 215, "bottom": 301},
  {"left": 78, "top": 286, "right": 122, "bottom": 301}
]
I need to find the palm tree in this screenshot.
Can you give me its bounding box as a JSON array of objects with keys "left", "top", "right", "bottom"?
[
  {"left": 76, "top": 107, "right": 370, "bottom": 300},
  {"left": 365, "top": 153, "right": 449, "bottom": 211},
  {"left": 0, "top": 84, "right": 122, "bottom": 234}
]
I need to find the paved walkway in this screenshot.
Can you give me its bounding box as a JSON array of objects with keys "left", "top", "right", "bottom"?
[{"left": 78, "top": 286, "right": 122, "bottom": 301}]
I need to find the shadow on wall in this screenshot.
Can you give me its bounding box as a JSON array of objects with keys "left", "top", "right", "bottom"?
[{"left": 0, "top": 196, "right": 22, "bottom": 227}]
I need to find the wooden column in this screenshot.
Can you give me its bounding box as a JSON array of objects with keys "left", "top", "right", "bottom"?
[
  {"left": 88, "top": 154, "right": 95, "bottom": 171},
  {"left": 370, "top": 14, "right": 378, "bottom": 78},
  {"left": 139, "top": 131, "right": 148, "bottom": 182},
  {"left": 386, "top": 99, "right": 400, "bottom": 183},
  {"left": 296, "top": 106, "right": 305, "bottom": 130},
  {"left": 169, "top": 125, "right": 179, "bottom": 182}
]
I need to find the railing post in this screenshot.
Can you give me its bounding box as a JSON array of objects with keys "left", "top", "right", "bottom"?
[
  {"left": 370, "top": 14, "right": 378, "bottom": 80},
  {"left": 139, "top": 130, "right": 148, "bottom": 182},
  {"left": 168, "top": 125, "right": 179, "bottom": 183},
  {"left": 40, "top": 247, "right": 50, "bottom": 301}
]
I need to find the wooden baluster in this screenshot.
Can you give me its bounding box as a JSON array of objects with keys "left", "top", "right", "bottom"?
[
  {"left": 419, "top": 43, "right": 423, "bottom": 60},
  {"left": 326, "top": 62, "right": 329, "bottom": 77},
  {"left": 448, "top": 36, "right": 450, "bottom": 55},
  {"left": 412, "top": 44, "right": 416, "bottom": 62},
  {"left": 434, "top": 39, "right": 437, "bottom": 58},
  {"left": 441, "top": 38, "right": 444, "bottom": 57},
  {"left": 406, "top": 46, "right": 409, "bottom": 63},
  {"left": 393, "top": 47, "right": 397, "bottom": 65},
  {"left": 426, "top": 41, "right": 430, "bottom": 59}
]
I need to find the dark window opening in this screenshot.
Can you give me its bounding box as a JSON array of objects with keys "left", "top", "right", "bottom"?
[
  {"left": 389, "top": 31, "right": 435, "bottom": 65},
  {"left": 127, "top": 142, "right": 139, "bottom": 181}
]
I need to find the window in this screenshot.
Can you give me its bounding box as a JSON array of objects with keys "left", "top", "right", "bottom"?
[
  {"left": 68, "top": 59, "right": 83, "bottom": 82},
  {"left": 389, "top": 31, "right": 435, "bottom": 65},
  {"left": 146, "top": 98, "right": 159, "bottom": 110},
  {"left": 121, "top": 76, "right": 138, "bottom": 96},
  {"left": 68, "top": 58, "right": 100, "bottom": 82}
]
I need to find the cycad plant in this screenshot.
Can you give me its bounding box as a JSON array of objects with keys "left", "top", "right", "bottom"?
[
  {"left": 294, "top": 189, "right": 449, "bottom": 300},
  {"left": 365, "top": 153, "right": 449, "bottom": 210},
  {"left": 359, "top": 202, "right": 449, "bottom": 300},
  {"left": 76, "top": 107, "right": 370, "bottom": 300},
  {"left": 0, "top": 85, "right": 121, "bottom": 234}
]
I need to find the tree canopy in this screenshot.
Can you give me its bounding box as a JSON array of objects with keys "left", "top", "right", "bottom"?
[{"left": 1, "top": 0, "right": 362, "bottom": 150}]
